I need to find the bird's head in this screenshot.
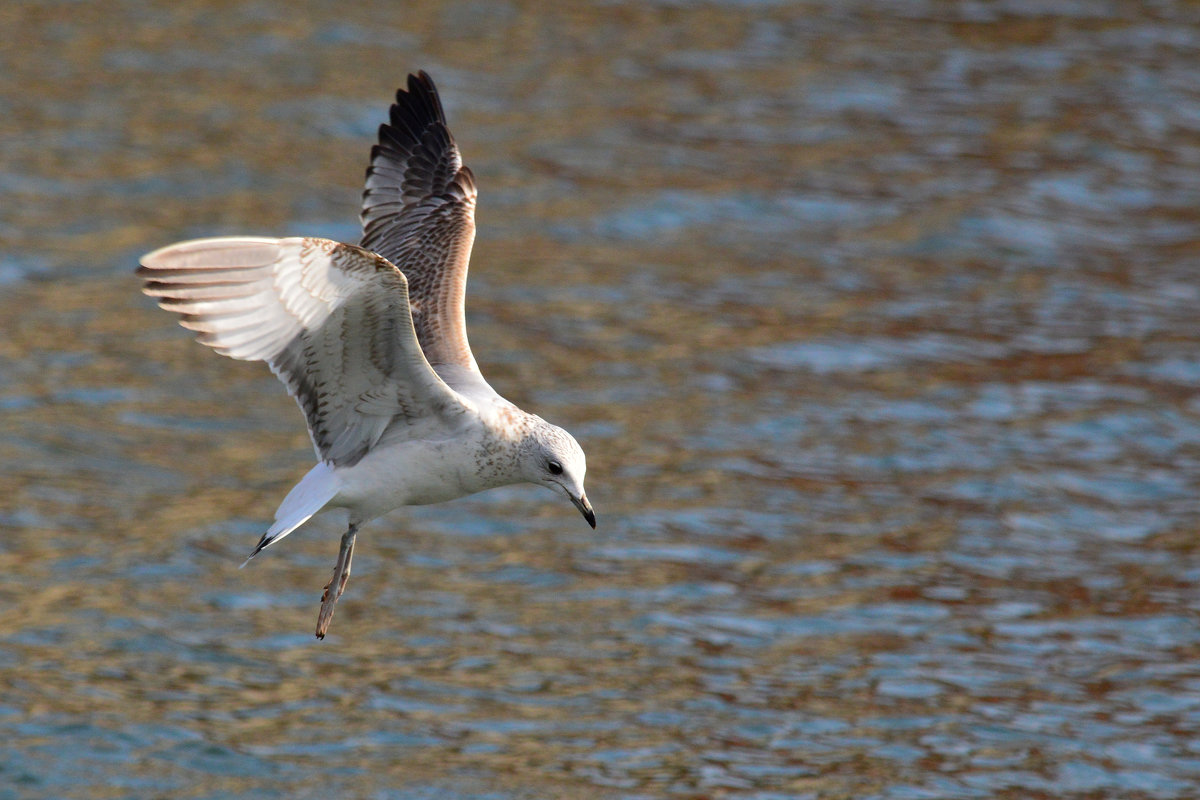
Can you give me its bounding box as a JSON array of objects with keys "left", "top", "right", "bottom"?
[{"left": 520, "top": 418, "right": 594, "bottom": 528}]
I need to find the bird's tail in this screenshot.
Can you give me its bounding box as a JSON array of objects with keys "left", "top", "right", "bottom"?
[{"left": 241, "top": 463, "right": 340, "bottom": 567}]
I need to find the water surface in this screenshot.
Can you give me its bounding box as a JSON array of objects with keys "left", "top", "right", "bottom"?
[{"left": 3, "top": 1, "right": 1200, "bottom": 797}]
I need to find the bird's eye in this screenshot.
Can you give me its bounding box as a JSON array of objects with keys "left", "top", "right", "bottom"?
[{"left": 548, "top": 460, "right": 563, "bottom": 475}]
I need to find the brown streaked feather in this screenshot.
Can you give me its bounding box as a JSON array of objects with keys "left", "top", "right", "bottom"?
[{"left": 360, "top": 71, "right": 480, "bottom": 375}]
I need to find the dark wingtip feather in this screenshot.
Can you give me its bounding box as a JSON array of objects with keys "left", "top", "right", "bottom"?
[
  {"left": 363, "top": 71, "right": 466, "bottom": 209},
  {"left": 412, "top": 70, "right": 437, "bottom": 98},
  {"left": 396, "top": 71, "right": 446, "bottom": 128}
]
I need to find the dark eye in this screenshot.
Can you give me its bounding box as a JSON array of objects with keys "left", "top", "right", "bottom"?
[{"left": 548, "top": 460, "right": 563, "bottom": 475}]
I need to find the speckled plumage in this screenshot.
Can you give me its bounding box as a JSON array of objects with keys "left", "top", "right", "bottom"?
[
  {"left": 138, "top": 72, "right": 593, "bottom": 638},
  {"left": 361, "top": 71, "right": 480, "bottom": 376}
]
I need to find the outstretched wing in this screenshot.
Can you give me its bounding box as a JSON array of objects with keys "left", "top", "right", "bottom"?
[
  {"left": 360, "top": 71, "right": 480, "bottom": 377},
  {"left": 138, "top": 236, "right": 470, "bottom": 467}
]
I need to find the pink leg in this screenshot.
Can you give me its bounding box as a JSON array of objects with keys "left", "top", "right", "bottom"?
[{"left": 315, "top": 525, "right": 357, "bottom": 639}]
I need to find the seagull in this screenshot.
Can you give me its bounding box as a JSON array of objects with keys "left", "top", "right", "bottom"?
[{"left": 138, "top": 72, "right": 594, "bottom": 639}]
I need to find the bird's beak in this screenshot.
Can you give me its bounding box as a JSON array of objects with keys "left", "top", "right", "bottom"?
[{"left": 572, "top": 493, "right": 596, "bottom": 529}]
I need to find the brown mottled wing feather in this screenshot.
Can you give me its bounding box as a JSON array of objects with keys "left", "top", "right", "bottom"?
[
  {"left": 138, "top": 236, "right": 470, "bottom": 467},
  {"left": 360, "top": 71, "right": 480, "bottom": 375}
]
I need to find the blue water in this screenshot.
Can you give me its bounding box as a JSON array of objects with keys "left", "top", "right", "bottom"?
[{"left": 2, "top": 1, "right": 1200, "bottom": 798}]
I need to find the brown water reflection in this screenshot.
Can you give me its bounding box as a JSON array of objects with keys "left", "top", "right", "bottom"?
[{"left": 3, "top": 1, "right": 1200, "bottom": 798}]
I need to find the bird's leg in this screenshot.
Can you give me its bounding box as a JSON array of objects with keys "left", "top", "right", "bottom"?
[{"left": 315, "top": 523, "right": 357, "bottom": 639}]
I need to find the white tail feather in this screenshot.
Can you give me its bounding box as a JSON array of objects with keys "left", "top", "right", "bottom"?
[{"left": 241, "top": 463, "right": 340, "bottom": 566}]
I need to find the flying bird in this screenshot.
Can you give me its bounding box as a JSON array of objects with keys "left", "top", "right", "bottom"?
[{"left": 138, "top": 72, "right": 594, "bottom": 638}]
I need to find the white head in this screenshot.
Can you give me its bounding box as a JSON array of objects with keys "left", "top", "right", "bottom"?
[{"left": 520, "top": 418, "right": 594, "bottom": 528}]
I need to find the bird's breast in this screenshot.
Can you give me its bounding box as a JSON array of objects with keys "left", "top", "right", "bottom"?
[{"left": 334, "top": 432, "right": 517, "bottom": 516}]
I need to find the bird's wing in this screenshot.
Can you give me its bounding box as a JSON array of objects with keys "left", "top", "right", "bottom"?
[
  {"left": 138, "top": 236, "right": 471, "bottom": 467},
  {"left": 360, "top": 71, "right": 482, "bottom": 379}
]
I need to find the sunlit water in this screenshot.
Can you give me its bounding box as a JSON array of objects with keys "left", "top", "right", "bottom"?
[{"left": 3, "top": 1, "right": 1200, "bottom": 798}]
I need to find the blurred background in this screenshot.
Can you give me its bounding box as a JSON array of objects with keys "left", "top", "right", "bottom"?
[{"left": 3, "top": 1, "right": 1200, "bottom": 797}]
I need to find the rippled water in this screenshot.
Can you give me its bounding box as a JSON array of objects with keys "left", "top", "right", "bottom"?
[{"left": 4, "top": 1, "right": 1200, "bottom": 797}]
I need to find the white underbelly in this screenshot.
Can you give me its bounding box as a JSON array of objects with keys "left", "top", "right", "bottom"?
[{"left": 329, "top": 436, "right": 503, "bottom": 520}]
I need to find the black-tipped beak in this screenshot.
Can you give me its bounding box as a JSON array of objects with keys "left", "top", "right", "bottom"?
[{"left": 572, "top": 493, "right": 596, "bottom": 529}]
